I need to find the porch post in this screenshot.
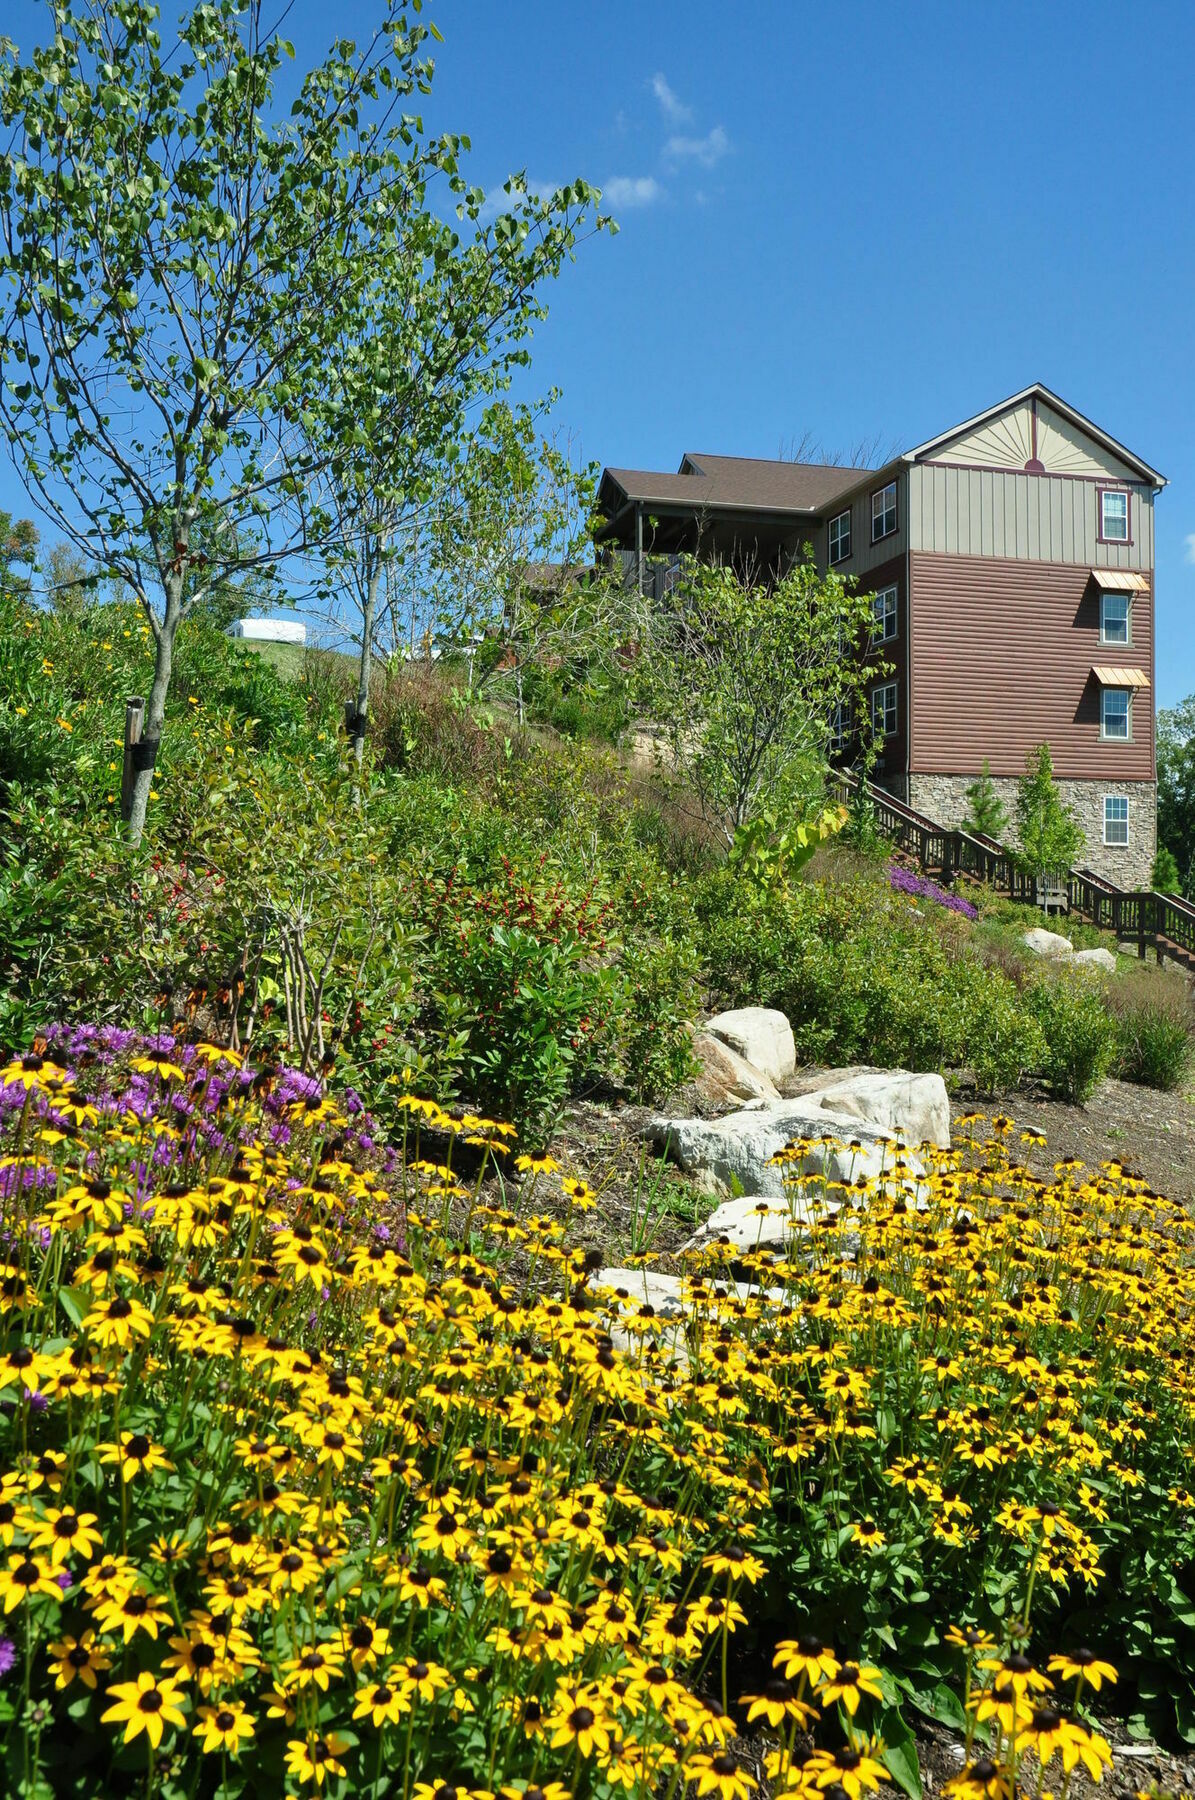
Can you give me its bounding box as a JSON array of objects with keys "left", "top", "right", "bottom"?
[{"left": 635, "top": 505, "right": 644, "bottom": 596}]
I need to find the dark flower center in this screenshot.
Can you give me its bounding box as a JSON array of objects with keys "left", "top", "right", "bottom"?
[
  {"left": 138, "top": 1690, "right": 163, "bottom": 1714},
  {"left": 569, "top": 1706, "right": 596, "bottom": 1731},
  {"left": 215, "top": 1709, "right": 236, "bottom": 1731}
]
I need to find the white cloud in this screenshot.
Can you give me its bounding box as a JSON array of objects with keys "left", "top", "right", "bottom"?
[
  {"left": 650, "top": 73, "right": 691, "bottom": 123},
  {"left": 602, "top": 175, "right": 663, "bottom": 209},
  {"left": 1185, "top": 532, "right": 1195, "bottom": 565},
  {"left": 664, "top": 124, "right": 729, "bottom": 168}
]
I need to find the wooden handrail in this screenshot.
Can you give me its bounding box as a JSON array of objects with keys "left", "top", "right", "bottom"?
[{"left": 831, "top": 769, "right": 1193, "bottom": 970}]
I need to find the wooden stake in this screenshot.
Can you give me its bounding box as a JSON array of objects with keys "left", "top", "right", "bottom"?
[{"left": 121, "top": 697, "right": 145, "bottom": 824}]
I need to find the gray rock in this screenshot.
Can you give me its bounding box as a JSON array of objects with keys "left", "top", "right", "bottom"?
[
  {"left": 704, "top": 1007, "right": 796, "bottom": 1084},
  {"left": 1061, "top": 946, "right": 1117, "bottom": 973},
  {"left": 799, "top": 1069, "right": 951, "bottom": 1146},
  {"left": 1022, "top": 927, "right": 1074, "bottom": 958},
  {"left": 690, "top": 1030, "right": 781, "bottom": 1108}
]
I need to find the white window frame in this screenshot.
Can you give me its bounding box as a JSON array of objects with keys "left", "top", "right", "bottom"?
[
  {"left": 1103, "top": 794, "right": 1129, "bottom": 846},
  {"left": 828, "top": 702, "right": 845, "bottom": 754},
  {"left": 1099, "top": 591, "right": 1131, "bottom": 645},
  {"left": 1099, "top": 489, "right": 1129, "bottom": 543},
  {"left": 871, "top": 585, "right": 898, "bottom": 644},
  {"left": 872, "top": 682, "right": 898, "bottom": 739},
  {"left": 1100, "top": 686, "right": 1131, "bottom": 740},
  {"left": 871, "top": 480, "right": 897, "bottom": 543},
  {"left": 828, "top": 509, "right": 852, "bottom": 564}
]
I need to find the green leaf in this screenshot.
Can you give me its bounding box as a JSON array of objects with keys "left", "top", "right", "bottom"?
[
  {"left": 878, "top": 1703, "right": 922, "bottom": 1800},
  {"left": 57, "top": 1284, "right": 88, "bottom": 1327}
]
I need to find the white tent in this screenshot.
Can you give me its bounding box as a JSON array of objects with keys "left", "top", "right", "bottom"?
[{"left": 228, "top": 617, "right": 306, "bottom": 645}]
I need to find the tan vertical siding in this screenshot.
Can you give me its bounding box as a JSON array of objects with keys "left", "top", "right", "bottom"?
[
  {"left": 908, "top": 465, "right": 1154, "bottom": 571},
  {"left": 908, "top": 552, "right": 1154, "bottom": 781}
]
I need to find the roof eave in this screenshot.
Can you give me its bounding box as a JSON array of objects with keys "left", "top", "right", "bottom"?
[{"left": 903, "top": 383, "right": 1165, "bottom": 487}]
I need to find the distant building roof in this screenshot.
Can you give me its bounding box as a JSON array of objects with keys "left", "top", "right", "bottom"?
[{"left": 599, "top": 453, "right": 866, "bottom": 524}]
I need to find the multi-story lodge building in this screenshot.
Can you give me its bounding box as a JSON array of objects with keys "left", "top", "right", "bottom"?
[{"left": 597, "top": 384, "right": 1165, "bottom": 887}]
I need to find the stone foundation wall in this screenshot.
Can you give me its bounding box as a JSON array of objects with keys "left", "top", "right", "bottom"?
[{"left": 905, "top": 773, "right": 1157, "bottom": 890}]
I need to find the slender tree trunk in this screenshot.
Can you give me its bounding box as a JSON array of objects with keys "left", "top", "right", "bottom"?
[
  {"left": 125, "top": 580, "right": 182, "bottom": 847},
  {"left": 352, "top": 542, "right": 380, "bottom": 768}
]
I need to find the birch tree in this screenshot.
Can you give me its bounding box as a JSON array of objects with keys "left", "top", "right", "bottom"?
[{"left": 0, "top": 0, "right": 474, "bottom": 841}]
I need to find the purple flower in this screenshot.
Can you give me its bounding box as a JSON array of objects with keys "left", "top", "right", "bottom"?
[
  {"left": 0, "top": 1637, "right": 15, "bottom": 1679},
  {"left": 55, "top": 1569, "right": 72, "bottom": 1592},
  {"left": 888, "top": 862, "right": 979, "bottom": 920},
  {"left": 24, "top": 1389, "right": 48, "bottom": 1414}
]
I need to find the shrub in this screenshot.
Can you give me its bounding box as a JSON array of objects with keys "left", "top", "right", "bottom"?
[
  {"left": 613, "top": 932, "right": 701, "bottom": 1102},
  {"left": 946, "top": 956, "right": 1048, "bottom": 1094},
  {"left": 1152, "top": 843, "right": 1183, "bottom": 893},
  {"left": 1107, "top": 965, "right": 1193, "bottom": 1090},
  {"left": 1025, "top": 970, "right": 1116, "bottom": 1102}
]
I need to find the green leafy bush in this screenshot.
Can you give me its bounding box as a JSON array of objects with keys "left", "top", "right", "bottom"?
[
  {"left": 614, "top": 932, "right": 701, "bottom": 1102},
  {"left": 1025, "top": 971, "right": 1116, "bottom": 1102}
]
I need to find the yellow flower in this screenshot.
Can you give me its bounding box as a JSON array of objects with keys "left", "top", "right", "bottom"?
[
  {"left": 687, "top": 1751, "right": 755, "bottom": 1800},
  {"left": 284, "top": 1732, "right": 350, "bottom": 1788},
  {"left": 101, "top": 1670, "right": 188, "bottom": 1748},
  {"left": 48, "top": 1629, "right": 112, "bottom": 1690},
  {"left": 0, "top": 1552, "right": 63, "bottom": 1612},
  {"left": 817, "top": 1660, "right": 885, "bottom": 1715},
  {"left": 28, "top": 1507, "right": 102, "bottom": 1565},
  {"left": 193, "top": 1702, "right": 255, "bottom": 1755}
]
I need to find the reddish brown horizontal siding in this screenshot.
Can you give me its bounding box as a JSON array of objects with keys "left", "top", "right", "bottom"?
[{"left": 908, "top": 552, "right": 1154, "bottom": 781}]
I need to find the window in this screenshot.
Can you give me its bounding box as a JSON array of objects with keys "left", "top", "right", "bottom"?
[
  {"left": 828, "top": 703, "right": 845, "bottom": 754},
  {"left": 1099, "top": 489, "right": 1129, "bottom": 543},
  {"left": 1100, "top": 591, "right": 1131, "bottom": 645},
  {"left": 1103, "top": 795, "right": 1129, "bottom": 846},
  {"left": 828, "top": 509, "right": 852, "bottom": 564},
  {"left": 871, "top": 585, "right": 898, "bottom": 644},
  {"left": 871, "top": 480, "right": 897, "bottom": 543},
  {"left": 1101, "top": 686, "right": 1130, "bottom": 740},
  {"left": 872, "top": 682, "right": 898, "bottom": 739}
]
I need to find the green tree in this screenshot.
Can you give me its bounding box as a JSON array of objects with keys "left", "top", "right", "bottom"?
[
  {"left": 0, "top": 512, "right": 37, "bottom": 602},
  {"left": 1152, "top": 844, "right": 1182, "bottom": 894},
  {"left": 1157, "top": 696, "right": 1195, "bottom": 896},
  {"left": 961, "top": 758, "right": 1009, "bottom": 840},
  {"left": 635, "top": 558, "right": 883, "bottom": 848},
  {"left": 307, "top": 165, "right": 607, "bottom": 762},
  {"left": 1015, "top": 743, "right": 1085, "bottom": 873},
  {"left": 0, "top": 0, "right": 495, "bottom": 842}
]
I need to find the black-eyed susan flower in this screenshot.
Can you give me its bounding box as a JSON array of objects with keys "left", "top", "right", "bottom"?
[
  {"left": 28, "top": 1507, "right": 102, "bottom": 1566},
  {"left": 352, "top": 1678, "right": 409, "bottom": 1727},
  {"left": 687, "top": 1750, "right": 755, "bottom": 1800},
  {"left": 1047, "top": 1647, "right": 1117, "bottom": 1690},
  {"left": 101, "top": 1670, "right": 187, "bottom": 1748},
  {"left": 818, "top": 1661, "right": 884, "bottom": 1716},
  {"left": 47, "top": 1629, "right": 112, "bottom": 1690},
  {"left": 97, "top": 1432, "right": 173, "bottom": 1482},
  {"left": 774, "top": 1634, "right": 841, "bottom": 1687},
  {"left": 0, "top": 1551, "right": 63, "bottom": 1612},
  {"left": 284, "top": 1732, "right": 350, "bottom": 1788},
  {"left": 193, "top": 1701, "right": 255, "bottom": 1756}
]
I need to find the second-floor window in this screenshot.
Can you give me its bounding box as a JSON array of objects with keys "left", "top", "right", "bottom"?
[
  {"left": 872, "top": 682, "right": 898, "bottom": 740},
  {"left": 872, "top": 480, "right": 897, "bottom": 543},
  {"left": 828, "top": 509, "right": 851, "bottom": 564},
  {"left": 1099, "top": 489, "right": 1129, "bottom": 542},
  {"left": 1100, "top": 592, "right": 1131, "bottom": 645},
  {"left": 828, "top": 703, "right": 845, "bottom": 754},
  {"left": 871, "top": 585, "right": 898, "bottom": 644},
  {"left": 1101, "top": 687, "right": 1130, "bottom": 740}
]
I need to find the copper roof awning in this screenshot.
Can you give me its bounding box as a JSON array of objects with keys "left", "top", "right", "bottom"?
[
  {"left": 1090, "top": 568, "right": 1150, "bottom": 592},
  {"left": 1092, "top": 665, "right": 1151, "bottom": 688}
]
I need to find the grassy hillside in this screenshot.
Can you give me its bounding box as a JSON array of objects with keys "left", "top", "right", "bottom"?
[{"left": 0, "top": 593, "right": 1190, "bottom": 1143}]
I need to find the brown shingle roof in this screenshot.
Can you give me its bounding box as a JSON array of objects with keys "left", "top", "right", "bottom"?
[{"left": 601, "top": 454, "right": 868, "bottom": 516}]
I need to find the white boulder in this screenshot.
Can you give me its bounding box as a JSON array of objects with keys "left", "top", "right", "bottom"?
[
  {"left": 1061, "top": 947, "right": 1117, "bottom": 973},
  {"left": 641, "top": 1069, "right": 950, "bottom": 1251},
  {"left": 1022, "top": 927, "right": 1074, "bottom": 958},
  {"left": 704, "top": 1007, "right": 796, "bottom": 1085},
  {"left": 691, "top": 1030, "right": 781, "bottom": 1108}
]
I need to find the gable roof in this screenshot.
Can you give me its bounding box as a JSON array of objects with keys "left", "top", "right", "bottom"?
[
  {"left": 599, "top": 453, "right": 865, "bottom": 519},
  {"left": 903, "top": 383, "right": 1166, "bottom": 487}
]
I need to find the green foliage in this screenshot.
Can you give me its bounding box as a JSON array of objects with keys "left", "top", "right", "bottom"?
[
  {"left": 1015, "top": 743, "right": 1085, "bottom": 873},
  {"left": 1152, "top": 843, "right": 1182, "bottom": 894},
  {"left": 961, "top": 758, "right": 1009, "bottom": 840},
  {"left": 1158, "top": 694, "right": 1195, "bottom": 898},
  {"left": 635, "top": 558, "right": 883, "bottom": 846},
  {"left": 614, "top": 933, "right": 701, "bottom": 1104},
  {"left": 1108, "top": 967, "right": 1192, "bottom": 1091},
  {"left": 0, "top": 511, "right": 37, "bottom": 602},
  {"left": 1024, "top": 972, "right": 1116, "bottom": 1103},
  {"left": 726, "top": 803, "right": 849, "bottom": 889}
]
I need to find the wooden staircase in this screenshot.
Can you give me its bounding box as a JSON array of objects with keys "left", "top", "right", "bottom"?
[{"left": 831, "top": 771, "right": 1195, "bottom": 974}]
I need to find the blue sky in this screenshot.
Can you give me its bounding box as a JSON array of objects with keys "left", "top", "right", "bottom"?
[{"left": 3, "top": 0, "right": 1194, "bottom": 701}]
